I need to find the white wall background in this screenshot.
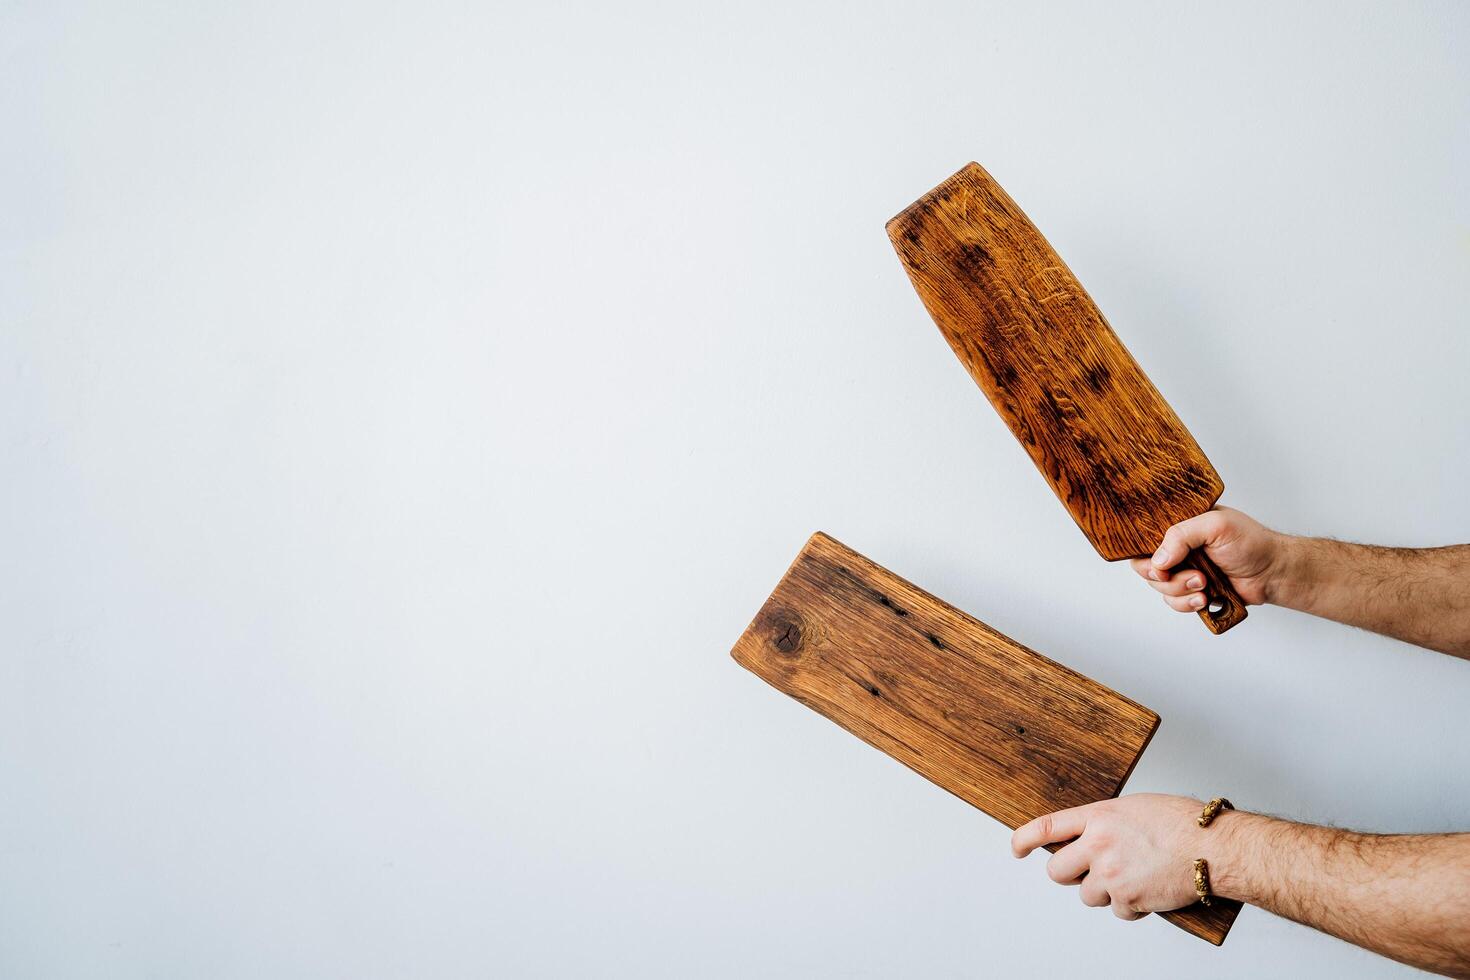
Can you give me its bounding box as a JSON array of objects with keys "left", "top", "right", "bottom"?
[{"left": 4, "top": 1, "right": 1468, "bottom": 976}]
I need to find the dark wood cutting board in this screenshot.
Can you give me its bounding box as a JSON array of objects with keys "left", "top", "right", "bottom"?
[
  {"left": 886, "top": 162, "right": 1246, "bottom": 633},
  {"left": 732, "top": 532, "right": 1242, "bottom": 944}
]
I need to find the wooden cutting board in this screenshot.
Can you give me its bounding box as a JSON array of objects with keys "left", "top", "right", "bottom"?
[
  {"left": 732, "top": 532, "right": 1241, "bottom": 944},
  {"left": 886, "top": 162, "right": 1246, "bottom": 634}
]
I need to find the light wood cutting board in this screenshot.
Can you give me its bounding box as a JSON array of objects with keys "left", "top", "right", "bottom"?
[{"left": 732, "top": 532, "right": 1242, "bottom": 944}]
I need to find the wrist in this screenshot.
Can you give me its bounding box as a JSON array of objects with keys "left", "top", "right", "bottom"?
[
  {"left": 1263, "top": 533, "right": 1319, "bottom": 610},
  {"left": 1195, "top": 809, "right": 1268, "bottom": 905}
]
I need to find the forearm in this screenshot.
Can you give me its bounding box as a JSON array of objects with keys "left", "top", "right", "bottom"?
[
  {"left": 1270, "top": 536, "right": 1470, "bottom": 657},
  {"left": 1207, "top": 811, "right": 1470, "bottom": 977}
]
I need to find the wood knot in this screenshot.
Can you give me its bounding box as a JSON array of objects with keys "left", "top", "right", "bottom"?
[{"left": 771, "top": 617, "right": 804, "bottom": 655}]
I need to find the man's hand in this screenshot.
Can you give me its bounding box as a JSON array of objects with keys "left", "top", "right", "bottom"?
[
  {"left": 1128, "top": 506, "right": 1286, "bottom": 612},
  {"left": 1013, "top": 796, "right": 1470, "bottom": 977},
  {"left": 1129, "top": 506, "right": 1470, "bottom": 657},
  {"left": 1010, "top": 794, "right": 1215, "bottom": 919}
]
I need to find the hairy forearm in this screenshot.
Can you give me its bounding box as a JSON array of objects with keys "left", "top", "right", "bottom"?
[
  {"left": 1206, "top": 812, "right": 1470, "bottom": 977},
  {"left": 1269, "top": 537, "right": 1470, "bottom": 657}
]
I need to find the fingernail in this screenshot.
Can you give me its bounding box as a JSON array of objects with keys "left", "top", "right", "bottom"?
[
  {"left": 1188, "top": 577, "right": 1203, "bottom": 590},
  {"left": 1189, "top": 595, "right": 1205, "bottom": 609},
  {"left": 1151, "top": 549, "right": 1168, "bottom": 567}
]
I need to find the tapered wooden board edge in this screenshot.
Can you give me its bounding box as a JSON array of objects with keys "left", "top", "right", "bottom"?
[{"left": 732, "top": 531, "right": 1241, "bottom": 945}]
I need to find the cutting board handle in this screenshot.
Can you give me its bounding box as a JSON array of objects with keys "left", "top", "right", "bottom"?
[{"left": 1178, "top": 550, "right": 1247, "bottom": 634}]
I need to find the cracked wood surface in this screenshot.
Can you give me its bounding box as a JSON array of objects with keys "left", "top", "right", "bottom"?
[{"left": 732, "top": 532, "right": 1242, "bottom": 944}]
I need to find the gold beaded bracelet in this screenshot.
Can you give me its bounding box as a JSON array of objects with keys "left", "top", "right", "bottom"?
[{"left": 1193, "top": 797, "right": 1233, "bottom": 906}]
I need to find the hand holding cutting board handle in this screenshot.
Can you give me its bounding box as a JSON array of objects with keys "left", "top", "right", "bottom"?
[
  {"left": 1131, "top": 507, "right": 1278, "bottom": 621},
  {"left": 1157, "top": 542, "right": 1250, "bottom": 633},
  {"left": 1130, "top": 507, "right": 1470, "bottom": 657}
]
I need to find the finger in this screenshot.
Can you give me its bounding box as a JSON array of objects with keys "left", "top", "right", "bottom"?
[
  {"left": 1045, "top": 840, "right": 1092, "bottom": 884},
  {"left": 1079, "top": 879, "right": 1111, "bottom": 908},
  {"left": 1150, "top": 511, "right": 1227, "bottom": 571},
  {"left": 1164, "top": 593, "right": 1208, "bottom": 614},
  {"left": 1145, "top": 572, "right": 1205, "bottom": 597},
  {"left": 1011, "top": 804, "right": 1097, "bottom": 858},
  {"left": 1113, "top": 904, "right": 1148, "bottom": 921},
  {"left": 1132, "top": 559, "right": 1180, "bottom": 585}
]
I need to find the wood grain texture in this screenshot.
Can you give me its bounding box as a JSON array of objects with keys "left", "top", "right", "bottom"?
[
  {"left": 733, "top": 532, "right": 1242, "bottom": 944},
  {"left": 886, "top": 162, "right": 1245, "bottom": 633}
]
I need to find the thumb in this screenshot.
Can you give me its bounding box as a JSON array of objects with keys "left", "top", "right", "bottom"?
[{"left": 1150, "top": 511, "right": 1226, "bottom": 570}]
